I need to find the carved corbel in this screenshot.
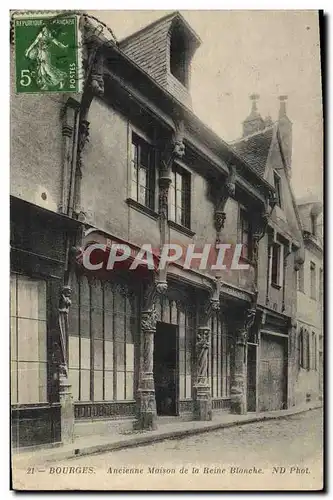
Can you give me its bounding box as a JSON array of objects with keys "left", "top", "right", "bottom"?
[
  {"left": 236, "top": 306, "right": 257, "bottom": 346},
  {"left": 142, "top": 279, "right": 168, "bottom": 319},
  {"left": 158, "top": 120, "right": 185, "bottom": 220},
  {"left": 90, "top": 48, "right": 104, "bottom": 97},
  {"left": 214, "top": 165, "right": 236, "bottom": 242},
  {"left": 203, "top": 279, "right": 221, "bottom": 322},
  {"left": 294, "top": 245, "right": 305, "bottom": 271}
]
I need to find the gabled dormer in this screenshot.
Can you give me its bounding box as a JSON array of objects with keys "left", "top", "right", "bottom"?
[{"left": 119, "top": 11, "right": 201, "bottom": 108}]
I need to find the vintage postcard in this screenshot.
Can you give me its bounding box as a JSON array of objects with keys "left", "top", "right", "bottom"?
[{"left": 10, "top": 9, "right": 323, "bottom": 491}]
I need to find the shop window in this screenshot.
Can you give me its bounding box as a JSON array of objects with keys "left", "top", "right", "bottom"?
[
  {"left": 169, "top": 166, "right": 191, "bottom": 228},
  {"left": 10, "top": 274, "right": 47, "bottom": 404},
  {"left": 68, "top": 275, "right": 137, "bottom": 402},
  {"left": 177, "top": 302, "right": 194, "bottom": 400},
  {"left": 131, "top": 132, "right": 155, "bottom": 210},
  {"left": 210, "top": 313, "right": 231, "bottom": 399}
]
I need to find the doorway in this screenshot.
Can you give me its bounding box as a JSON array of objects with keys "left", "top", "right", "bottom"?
[
  {"left": 247, "top": 344, "right": 257, "bottom": 412},
  {"left": 154, "top": 322, "right": 178, "bottom": 416}
]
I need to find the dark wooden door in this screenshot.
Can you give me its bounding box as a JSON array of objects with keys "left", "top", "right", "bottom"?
[
  {"left": 259, "top": 334, "right": 287, "bottom": 411},
  {"left": 154, "top": 323, "right": 178, "bottom": 416}
]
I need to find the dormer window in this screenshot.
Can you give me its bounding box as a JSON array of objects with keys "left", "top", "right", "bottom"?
[
  {"left": 170, "top": 29, "right": 189, "bottom": 88},
  {"left": 273, "top": 171, "right": 282, "bottom": 207},
  {"left": 311, "top": 213, "right": 317, "bottom": 236}
]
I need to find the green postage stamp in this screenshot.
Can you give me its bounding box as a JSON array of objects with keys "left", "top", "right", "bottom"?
[{"left": 13, "top": 12, "right": 82, "bottom": 94}]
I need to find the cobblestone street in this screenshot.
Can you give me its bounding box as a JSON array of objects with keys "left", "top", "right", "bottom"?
[{"left": 13, "top": 408, "right": 323, "bottom": 491}]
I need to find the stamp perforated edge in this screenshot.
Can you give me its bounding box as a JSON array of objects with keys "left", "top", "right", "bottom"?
[{"left": 11, "top": 10, "right": 83, "bottom": 94}]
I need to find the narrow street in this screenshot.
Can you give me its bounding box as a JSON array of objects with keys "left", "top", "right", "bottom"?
[{"left": 13, "top": 408, "right": 323, "bottom": 491}]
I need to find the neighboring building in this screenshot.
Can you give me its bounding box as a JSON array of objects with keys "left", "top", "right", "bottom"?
[
  {"left": 231, "top": 94, "right": 304, "bottom": 412},
  {"left": 294, "top": 200, "right": 323, "bottom": 405},
  {"left": 11, "top": 11, "right": 308, "bottom": 449}
]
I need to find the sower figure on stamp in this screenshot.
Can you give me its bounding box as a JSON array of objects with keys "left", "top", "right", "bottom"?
[{"left": 25, "top": 26, "right": 68, "bottom": 90}]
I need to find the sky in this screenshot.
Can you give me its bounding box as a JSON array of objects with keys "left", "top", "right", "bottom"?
[{"left": 90, "top": 10, "right": 323, "bottom": 200}]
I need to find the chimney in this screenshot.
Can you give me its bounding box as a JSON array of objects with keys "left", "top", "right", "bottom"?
[
  {"left": 277, "top": 95, "right": 292, "bottom": 173},
  {"left": 242, "top": 94, "right": 265, "bottom": 137}
]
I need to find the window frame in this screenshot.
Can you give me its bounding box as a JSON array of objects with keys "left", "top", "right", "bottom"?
[
  {"left": 312, "top": 332, "right": 317, "bottom": 371},
  {"left": 169, "top": 164, "right": 191, "bottom": 230},
  {"left": 68, "top": 276, "right": 138, "bottom": 403},
  {"left": 10, "top": 273, "right": 48, "bottom": 405},
  {"left": 273, "top": 170, "right": 282, "bottom": 208},
  {"left": 270, "top": 242, "right": 284, "bottom": 288},
  {"left": 239, "top": 208, "right": 253, "bottom": 262},
  {"left": 130, "top": 130, "right": 156, "bottom": 211}
]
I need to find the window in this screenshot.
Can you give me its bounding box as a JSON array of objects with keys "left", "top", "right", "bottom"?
[
  {"left": 131, "top": 132, "right": 155, "bottom": 210},
  {"left": 240, "top": 209, "right": 253, "bottom": 260},
  {"left": 170, "top": 30, "right": 188, "bottom": 87},
  {"left": 273, "top": 171, "right": 282, "bottom": 207},
  {"left": 306, "top": 331, "right": 311, "bottom": 371},
  {"left": 10, "top": 274, "right": 47, "bottom": 404},
  {"left": 299, "top": 328, "right": 310, "bottom": 370},
  {"left": 310, "top": 261, "right": 316, "bottom": 300},
  {"left": 297, "top": 265, "right": 305, "bottom": 292},
  {"left": 298, "top": 329, "right": 303, "bottom": 368},
  {"left": 311, "top": 214, "right": 317, "bottom": 236},
  {"left": 210, "top": 312, "right": 231, "bottom": 399},
  {"left": 312, "top": 332, "right": 317, "bottom": 371},
  {"left": 271, "top": 243, "right": 284, "bottom": 287},
  {"left": 319, "top": 268, "right": 323, "bottom": 303},
  {"left": 169, "top": 166, "right": 191, "bottom": 228},
  {"left": 69, "top": 275, "right": 137, "bottom": 402}
]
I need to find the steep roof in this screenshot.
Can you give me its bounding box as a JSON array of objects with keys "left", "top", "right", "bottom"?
[{"left": 230, "top": 125, "right": 274, "bottom": 177}]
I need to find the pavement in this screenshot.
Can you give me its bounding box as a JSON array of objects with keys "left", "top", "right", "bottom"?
[{"left": 12, "top": 400, "right": 322, "bottom": 468}]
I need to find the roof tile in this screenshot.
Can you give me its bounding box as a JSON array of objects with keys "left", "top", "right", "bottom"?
[{"left": 231, "top": 127, "right": 274, "bottom": 177}]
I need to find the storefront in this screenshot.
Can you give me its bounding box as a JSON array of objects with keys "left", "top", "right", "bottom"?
[{"left": 10, "top": 196, "right": 80, "bottom": 448}]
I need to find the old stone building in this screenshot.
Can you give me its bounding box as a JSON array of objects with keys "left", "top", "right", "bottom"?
[
  {"left": 11, "top": 11, "right": 304, "bottom": 448},
  {"left": 231, "top": 94, "right": 304, "bottom": 412},
  {"left": 294, "top": 199, "right": 323, "bottom": 405}
]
